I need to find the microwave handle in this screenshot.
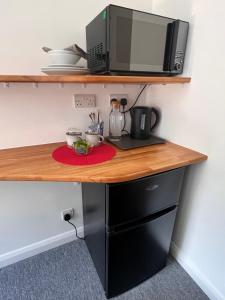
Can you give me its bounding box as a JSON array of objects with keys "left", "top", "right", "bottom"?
[{"left": 163, "top": 20, "right": 180, "bottom": 71}]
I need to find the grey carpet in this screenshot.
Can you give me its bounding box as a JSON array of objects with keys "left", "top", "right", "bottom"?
[{"left": 0, "top": 240, "right": 209, "bottom": 300}]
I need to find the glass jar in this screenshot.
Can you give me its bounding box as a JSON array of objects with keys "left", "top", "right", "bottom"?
[{"left": 109, "top": 100, "right": 123, "bottom": 141}]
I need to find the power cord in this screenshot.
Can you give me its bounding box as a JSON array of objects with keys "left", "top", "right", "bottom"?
[
  {"left": 123, "top": 84, "right": 147, "bottom": 113},
  {"left": 121, "top": 99, "right": 129, "bottom": 134},
  {"left": 64, "top": 213, "right": 85, "bottom": 240},
  {"left": 121, "top": 84, "right": 148, "bottom": 134}
]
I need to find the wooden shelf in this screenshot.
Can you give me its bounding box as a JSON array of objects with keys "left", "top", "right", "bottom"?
[
  {"left": 0, "top": 75, "right": 191, "bottom": 84},
  {"left": 0, "top": 142, "right": 206, "bottom": 183}
]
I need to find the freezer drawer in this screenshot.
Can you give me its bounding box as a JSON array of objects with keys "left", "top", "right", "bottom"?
[
  {"left": 106, "top": 167, "right": 185, "bottom": 227},
  {"left": 105, "top": 207, "right": 177, "bottom": 298}
]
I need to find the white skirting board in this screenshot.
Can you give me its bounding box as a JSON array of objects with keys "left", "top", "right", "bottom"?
[
  {"left": 170, "top": 242, "right": 225, "bottom": 300},
  {"left": 0, "top": 226, "right": 84, "bottom": 269}
]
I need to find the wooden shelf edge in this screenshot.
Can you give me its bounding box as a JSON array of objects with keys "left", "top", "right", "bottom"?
[{"left": 0, "top": 75, "right": 191, "bottom": 84}]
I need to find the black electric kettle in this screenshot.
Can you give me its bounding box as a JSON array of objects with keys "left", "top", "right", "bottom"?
[{"left": 130, "top": 106, "right": 160, "bottom": 139}]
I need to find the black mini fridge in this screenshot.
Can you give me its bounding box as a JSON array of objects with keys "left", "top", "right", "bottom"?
[{"left": 82, "top": 167, "right": 185, "bottom": 298}]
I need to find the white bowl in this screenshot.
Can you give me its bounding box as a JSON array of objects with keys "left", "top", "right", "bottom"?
[{"left": 48, "top": 50, "right": 81, "bottom": 65}]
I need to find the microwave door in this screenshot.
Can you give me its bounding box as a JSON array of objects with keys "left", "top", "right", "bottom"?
[
  {"left": 109, "top": 6, "right": 133, "bottom": 72},
  {"left": 129, "top": 12, "right": 170, "bottom": 73},
  {"left": 109, "top": 6, "right": 172, "bottom": 73}
]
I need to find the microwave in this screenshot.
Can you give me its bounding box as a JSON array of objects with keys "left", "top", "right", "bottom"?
[{"left": 86, "top": 5, "right": 189, "bottom": 76}]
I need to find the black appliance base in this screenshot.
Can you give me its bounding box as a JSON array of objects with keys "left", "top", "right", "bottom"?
[{"left": 106, "top": 134, "right": 166, "bottom": 150}]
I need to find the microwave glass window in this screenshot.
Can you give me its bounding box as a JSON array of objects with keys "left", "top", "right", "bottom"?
[
  {"left": 130, "top": 20, "right": 166, "bottom": 69},
  {"left": 111, "top": 7, "right": 172, "bottom": 72},
  {"left": 116, "top": 17, "right": 132, "bottom": 65},
  {"left": 116, "top": 18, "right": 166, "bottom": 70}
]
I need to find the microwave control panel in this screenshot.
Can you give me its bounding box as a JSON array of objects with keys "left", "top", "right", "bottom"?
[{"left": 174, "top": 51, "right": 184, "bottom": 71}]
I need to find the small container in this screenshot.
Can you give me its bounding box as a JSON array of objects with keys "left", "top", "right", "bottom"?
[
  {"left": 97, "top": 121, "right": 104, "bottom": 136},
  {"left": 66, "top": 128, "right": 82, "bottom": 148},
  {"left": 87, "top": 121, "right": 104, "bottom": 136},
  {"left": 73, "top": 139, "right": 91, "bottom": 155}
]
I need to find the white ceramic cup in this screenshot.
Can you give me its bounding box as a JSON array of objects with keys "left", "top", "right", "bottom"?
[
  {"left": 66, "top": 128, "right": 82, "bottom": 147},
  {"left": 85, "top": 132, "right": 104, "bottom": 147}
]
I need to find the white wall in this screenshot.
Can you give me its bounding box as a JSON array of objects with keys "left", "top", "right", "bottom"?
[
  {"left": 149, "top": 1, "right": 225, "bottom": 299},
  {"left": 0, "top": 0, "right": 152, "bottom": 266},
  {"left": 0, "top": 0, "right": 152, "bottom": 74}
]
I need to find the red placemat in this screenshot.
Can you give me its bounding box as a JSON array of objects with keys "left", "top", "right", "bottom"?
[{"left": 52, "top": 143, "right": 116, "bottom": 166}]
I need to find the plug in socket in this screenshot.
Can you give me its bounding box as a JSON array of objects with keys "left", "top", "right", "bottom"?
[
  {"left": 62, "top": 208, "right": 74, "bottom": 221},
  {"left": 74, "top": 94, "right": 96, "bottom": 108},
  {"left": 109, "top": 94, "right": 128, "bottom": 106}
]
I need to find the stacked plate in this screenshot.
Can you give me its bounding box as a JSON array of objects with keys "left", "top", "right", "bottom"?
[
  {"left": 41, "top": 65, "right": 89, "bottom": 75},
  {"left": 41, "top": 50, "right": 89, "bottom": 75}
]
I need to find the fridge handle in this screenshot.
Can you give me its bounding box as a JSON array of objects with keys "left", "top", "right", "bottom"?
[
  {"left": 145, "top": 184, "right": 159, "bottom": 191},
  {"left": 108, "top": 205, "right": 177, "bottom": 235}
]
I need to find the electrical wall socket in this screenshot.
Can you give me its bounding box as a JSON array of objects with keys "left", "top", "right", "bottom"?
[
  {"left": 73, "top": 94, "right": 96, "bottom": 108},
  {"left": 109, "top": 94, "right": 128, "bottom": 106},
  {"left": 61, "top": 208, "right": 74, "bottom": 221}
]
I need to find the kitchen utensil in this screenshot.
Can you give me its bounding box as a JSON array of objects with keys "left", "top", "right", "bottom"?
[
  {"left": 64, "top": 44, "right": 88, "bottom": 59},
  {"left": 97, "top": 111, "right": 100, "bottom": 123},
  {"left": 89, "top": 114, "right": 93, "bottom": 122},
  {"left": 42, "top": 46, "right": 52, "bottom": 52},
  {"left": 42, "top": 44, "right": 87, "bottom": 59},
  {"left": 130, "top": 106, "right": 160, "bottom": 139}
]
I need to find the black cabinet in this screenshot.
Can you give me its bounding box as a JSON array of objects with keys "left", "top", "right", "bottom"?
[{"left": 82, "top": 167, "right": 185, "bottom": 298}]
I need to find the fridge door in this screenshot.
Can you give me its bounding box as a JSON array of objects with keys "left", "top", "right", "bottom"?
[
  {"left": 106, "top": 167, "right": 185, "bottom": 227},
  {"left": 105, "top": 206, "right": 177, "bottom": 298}
]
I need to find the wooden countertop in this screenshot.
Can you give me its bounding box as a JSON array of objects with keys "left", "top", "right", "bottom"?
[{"left": 0, "top": 142, "right": 207, "bottom": 183}]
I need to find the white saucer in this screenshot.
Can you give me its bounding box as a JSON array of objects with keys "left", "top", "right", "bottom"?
[
  {"left": 48, "top": 64, "right": 85, "bottom": 68},
  {"left": 41, "top": 66, "right": 89, "bottom": 75}
]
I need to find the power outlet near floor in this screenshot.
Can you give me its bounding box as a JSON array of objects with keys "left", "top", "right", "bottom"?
[
  {"left": 61, "top": 208, "right": 74, "bottom": 221},
  {"left": 73, "top": 94, "right": 96, "bottom": 108}
]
